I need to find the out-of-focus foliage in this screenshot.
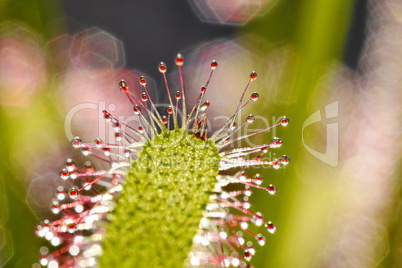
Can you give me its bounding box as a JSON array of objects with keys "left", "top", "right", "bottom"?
[{"left": 0, "top": 1, "right": 64, "bottom": 267}]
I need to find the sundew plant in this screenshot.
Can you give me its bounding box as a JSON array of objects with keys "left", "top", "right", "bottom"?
[{"left": 36, "top": 54, "right": 289, "bottom": 268}]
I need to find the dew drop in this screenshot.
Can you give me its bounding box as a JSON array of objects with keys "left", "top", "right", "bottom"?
[
  {"left": 112, "top": 174, "right": 121, "bottom": 185},
  {"left": 266, "top": 184, "right": 276, "bottom": 195},
  {"left": 94, "top": 138, "right": 103, "bottom": 148},
  {"left": 244, "top": 250, "right": 252, "bottom": 261},
  {"left": 175, "top": 91, "right": 181, "bottom": 100},
  {"left": 114, "top": 122, "right": 120, "bottom": 132},
  {"left": 280, "top": 117, "right": 289, "bottom": 126},
  {"left": 39, "top": 256, "right": 49, "bottom": 266},
  {"left": 67, "top": 223, "right": 77, "bottom": 233},
  {"left": 51, "top": 236, "right": 60, "bottom": 246},
  {"left": 237, "top": 232, "right": 245, "bottom": 245},
  {"left": 243, "top": 188, "right": 252, "bottom": 196},
  {"left": 162, "top": 116, "right": 168, "bottom": 125},
  {"left": 133, "top": 106, "right": 141, "bottom": 115},
  {"left": 242, "top": 199, "right": 251, "bottom": 209},
  {"left": 70, "top": 170, "right": 78, "bottom": 180},
  {"left": 124, "top": 149, "right": 131, "bottom": 158},
  {"left": 66, "top": 158, "right": 76, "bottom": 172},
  {"left": 118, "top": 80, "right": 127, "bottom": 88},
  {"left": 167, "top": 106, "right": 173, "bottom": 114},
  {"left": 280, "top": 155, "right": 290, "bottom": 165},
  {"left": 59, "top": 169, "right": 69, "bottom": 180},
  {"left": 231, "top": 258, "right": 240, "bottom": 267},
  {"left": 115, "top": 132, "right": 122, "bottom": 141},
  {"left": 42, "top": 220, "right": 50, "bottom": 232},
  {"left": 200, "top": 86, "right": 206, "bottom": 93},
  {"left": 139, "top": 76, "right": 147, "bottom": 86},
  {"left": 138, "top": 126, "right": 144, "bottom": 134},
  {"left": 211, "top": 60, "right": 218, "bottom": 70},
  {"left": 119, "top": 80, "right": 128, "bottom": 93},
  {"left": 246, "top": 114, "right": 255, "bottom": 123},
  {"left": 175, "top": 54, "right": 184, "bottom": 66},
  {"left": 103, "top": 147, "right": 111, "bottom": 156},
  {"left": 71, "top": 137, "right": 82, "bottom": 148},
  {"left": 200, "top": 101, "right": 210, "bottom": 111},
  {"left": 85, "top": 161, "right": 93, "bottom": 171},
  {"left": 104, "top": 113, "right": 111, "bottom": 122},
  {"left": 80, "top": 146, "right": 91, "bottom": 156},
  {"left": 40, "top": 246, "right": 49, "bottom": 256},
  {"left": 250, "top": 71, "right": 257, "bottom": 81},
  {"left": 272, "top": 160, "right": 281, "bottom": 169},
  {"left": 141, "top": 93, "right": 148, "bottom": 102},
  {"left": 158, "top": 62, "right": 167, "bottom": 73},
  {"left": 40, "top": 256, "right": 48, "bottom": 266},
  {"left": 250, "top": 92, "right": 259, "bottom": 101},
  {"left": 252, "top": 212, "right": 264, "bottom": 226},
  {"left": 240, "top": 221, "right": 248, "bottom": 230},
  {"left": 83, "top": 182, "right": 92, "bottom": 191},
  {"left": 247, "top": 243, "right": 255, "bottom": 255},
  {"left": 56, "top": 187, "right": 66, "bottom": 200},
  {"left": 266, "top": 221, "right": 276, "bottom": 234},
  {"left": 256, "top": 234, "right": 266, "bottom": 246},
  {"left": 254, "top": 174, "right": 263, "bottom": 185},
  {"left": 68, "top": 187, "right": 79, "bottom": 199},
  {"left": 69, "top": 245, "right": 80, "bottom": 256},
  {"left": 271, "top": 137, "right": 283, "bottom": 148},
  {"left": 51, "top": 199, "right": 60, "bottom": 214},
  {"left": 219, "top": 230, "right": 228, "bottom": 239}
]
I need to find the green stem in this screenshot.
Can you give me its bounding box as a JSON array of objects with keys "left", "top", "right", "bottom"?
[{"left": 100, "top": 129, "right": 221, "bottom": 267}]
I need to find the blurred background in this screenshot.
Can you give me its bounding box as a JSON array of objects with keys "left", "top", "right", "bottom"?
[{"left": 1, "top": 0, "right": 401, "bottom": 267}]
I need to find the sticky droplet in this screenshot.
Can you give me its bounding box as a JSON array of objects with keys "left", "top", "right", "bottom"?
[
  {"left": 139, "top": 76, "right": 147, "bottom": 86},
  {"left": 246, "top": 114, "right": 255, "bottom": 123},
  {"left": 167, "top": 106, "right": 173, "bottom": 114},
  {"left": 272, "top": 160, "right": 281, "bottom": 169},
  {"left": 133, "top": 106, "right": 141, "bottom": 115},
  {"left": 68, "top": 187, "right": 79, "bottom": 199},
  {"left": 250, "top": 92, "right": 259, "bottom": 101},
  {"left": 244, "top": 250, "right": 252, "bottom": 261},
  {"left": 211, "top": 60, "right": 218, "bottom": 70},
  {"left": 271, "top": 137, "right": 283, "bottom": 148},
  {"left": 141, "top": 93, "right": 148, "bottom": 102},
  {"left": 80, "top": 147, "right": 91, "bottom": 156},
  {"left": 280, "top": 117, "right": 289, "bottom": 126},
  {"left": 266, "top": 221, "right": 276, "bottom": 234},
  {"left": 256, "top": 234, "right": 266, "bottom": 246},
  {"left": 266, "top": 184, "right": 276, "bottom": 194},
  {"left": 254, "top": 174, "right": 263, "bottom": 185},
  {"left": 119, "top": 80, "right": 128, "bottom": 92},
  {"left": 94, "top": 138, "right": 103, "bottom": 148},
  {"left": 175, "top": 54, "right": 184, "bottom": 66},
  {"left": 158, "top": 62, "right": 167, "bottom": 73},
  {"left": 280, "top": 155, "right": 290, "bottom": 165},
  {"left": 250, "top": 71, "right": 257, "bottom": 81},
  {"left": 59, "top": 169, "right": 69, "bottom": 180},
  {"left": 71, "top": 137, "right": 82, "bottom": 148}
]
